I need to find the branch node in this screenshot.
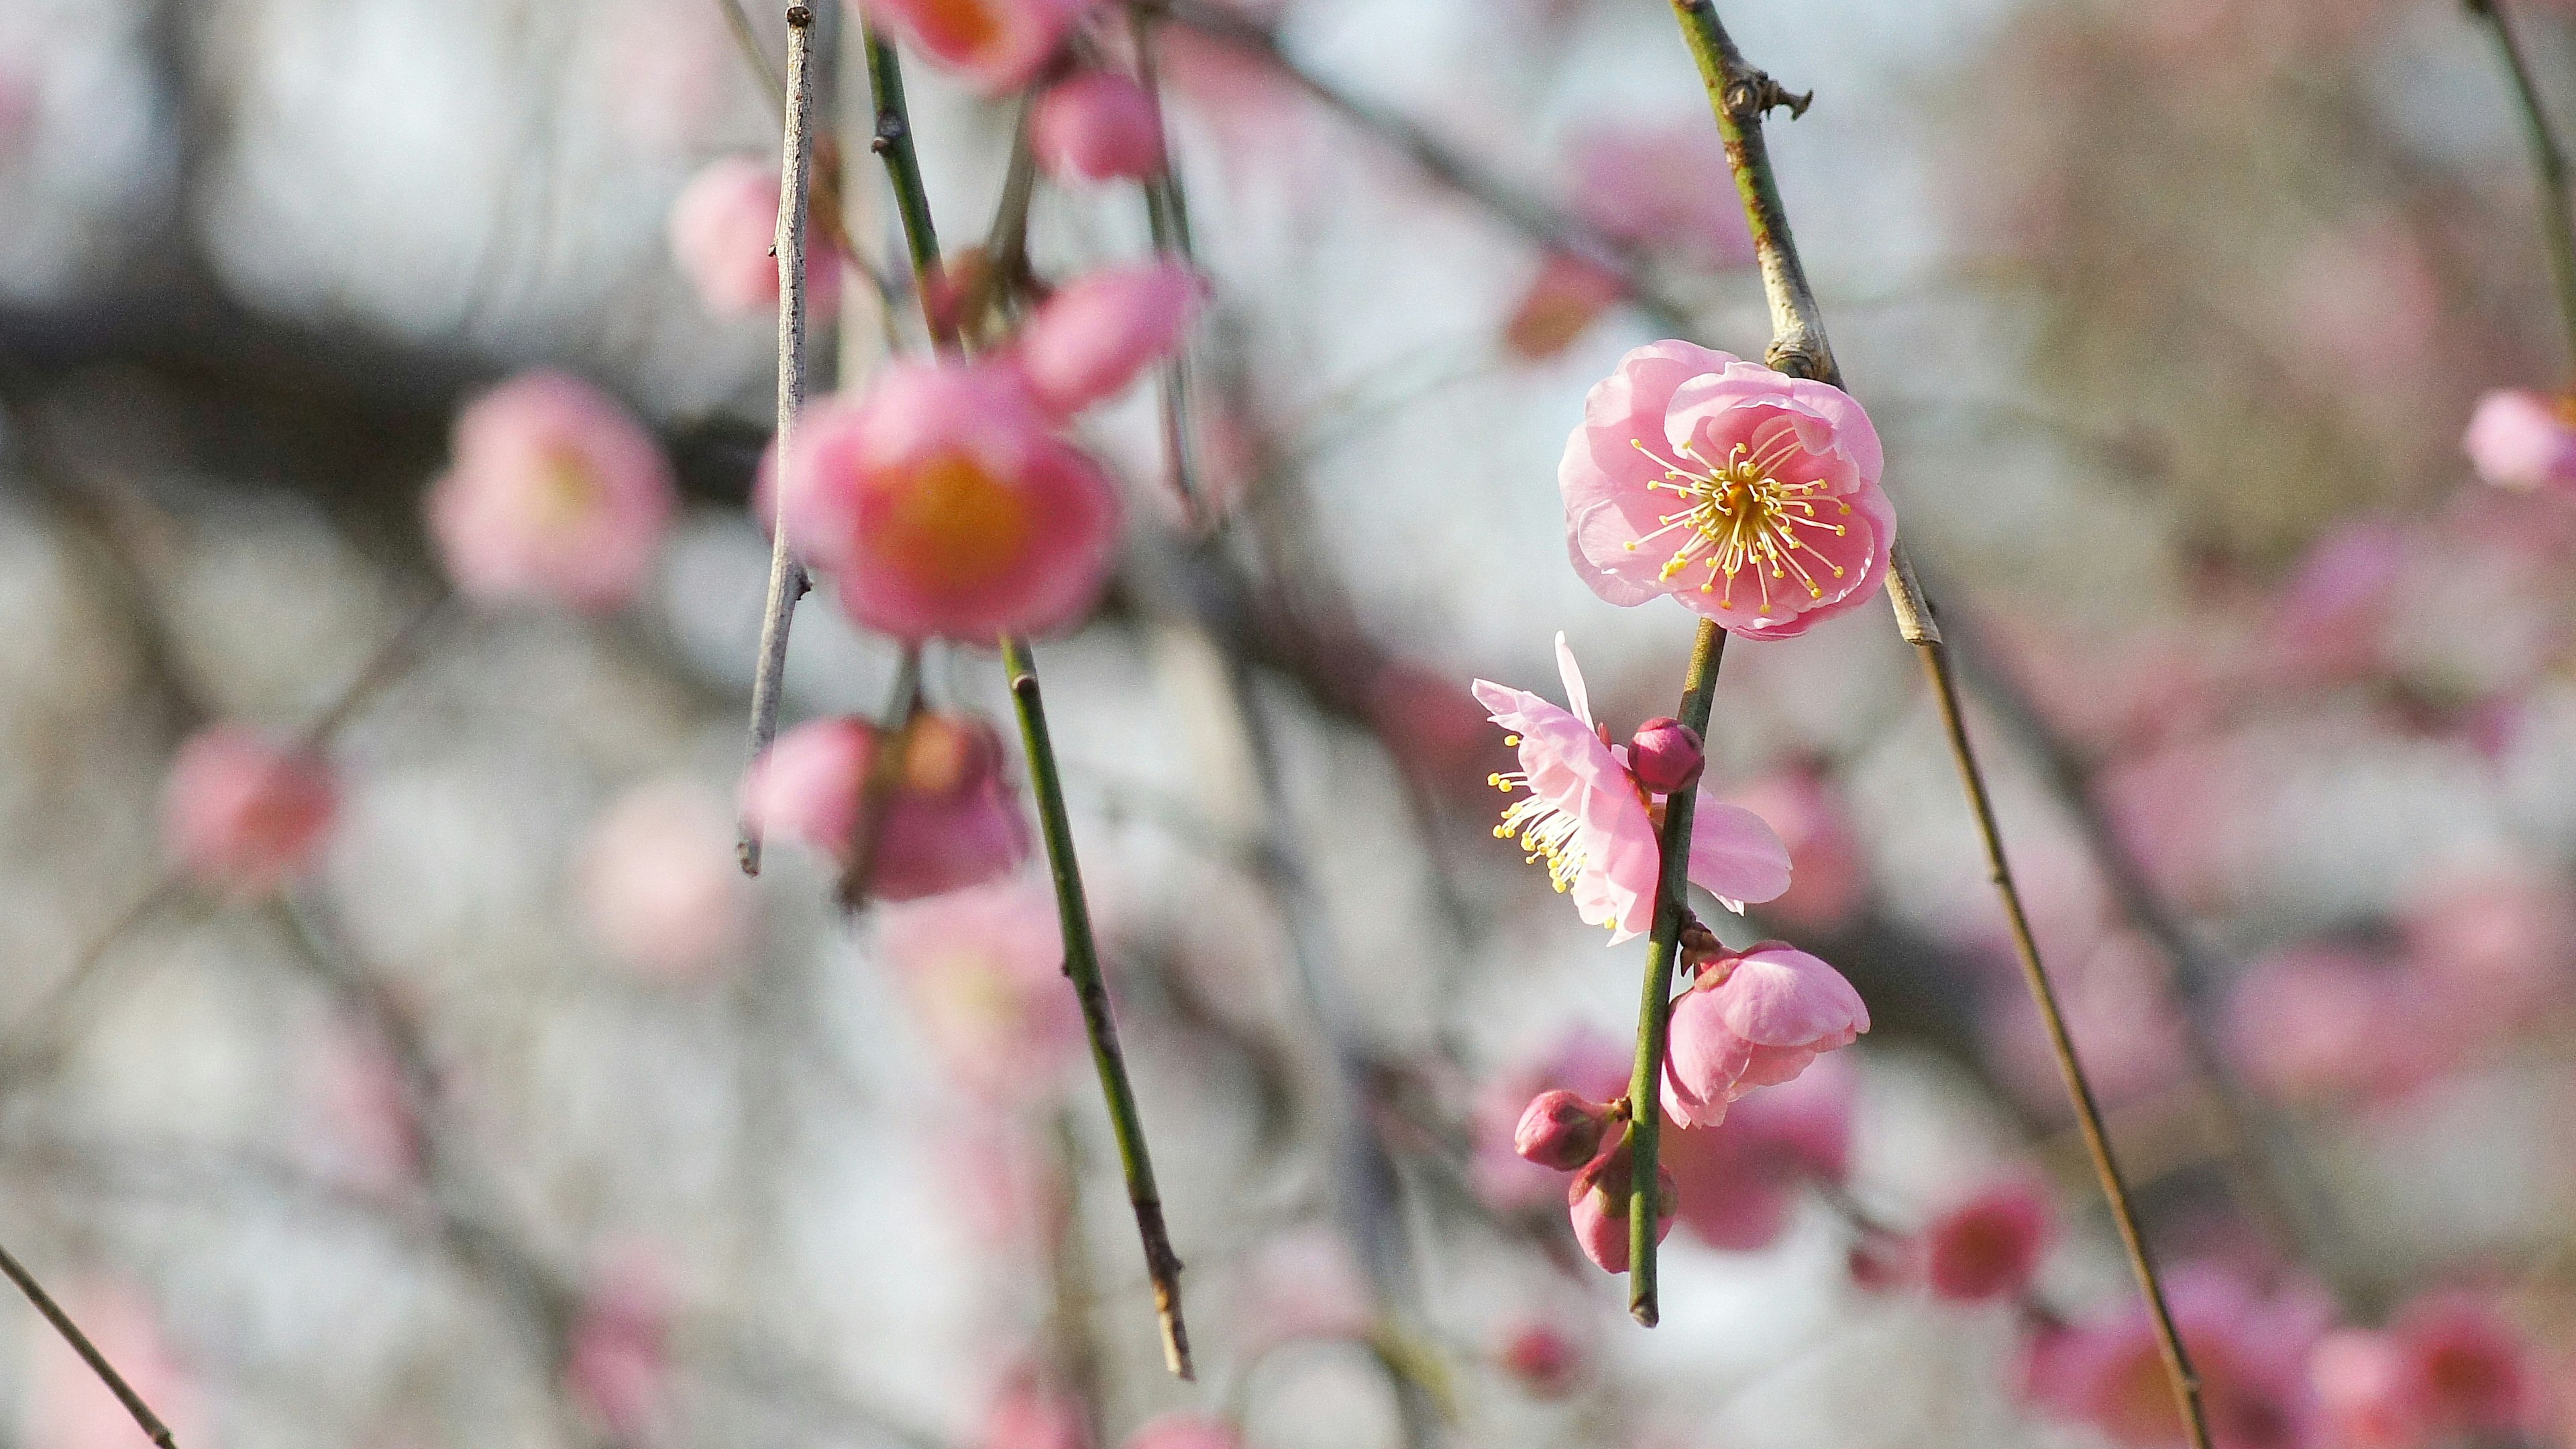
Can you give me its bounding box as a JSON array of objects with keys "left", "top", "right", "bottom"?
[
  {"left": 1722, "top": 70, "right": 1811, "bottom": 122},
  {"left": 786, "top": 4, "right": 812, "bottom": 25}
]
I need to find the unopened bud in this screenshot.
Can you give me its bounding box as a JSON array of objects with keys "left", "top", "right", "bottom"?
[
  {"left": 1513, "top": 1089, "right": 1610, "bottom": 1171},
  {"left": 1627, "top": 717, "right": 1705, "bottom": 794},
  {"left": 1497, "top": 1320, "right": 1585, "bottom": 1398}
]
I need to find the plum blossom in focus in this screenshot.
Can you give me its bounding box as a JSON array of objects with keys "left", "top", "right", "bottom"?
[
  {"left": 1562, "top": 342, "right": 1896, "bottom": 637},
  {"left": 741, "top": 712, "right": 1032, "bottom": 900},
  {"left": 1660, "top": 941, "right": 1868, "bottom": 1128},
  {"left": 777, "top": 362, "right": 1119, "bottom": 641},
  {"left": 162, "top": 724, "right": 338, "bottom": 895},
  {"left": 427, "top": 371, "right": 677, "bottom": 611},
  {"left": 667, "top": 154, "right": 843, "bottom": 318},
  {"left": 861, "top": 0, "right": 1094, "bottom": 93},
  {"left": 875, "top": 877, "right": 1082, "bottom": 1101},
  {"left": 575, "top": 778, "right": 752, "bottom": 981},
  {"left": 2464, "top": 388, "right": 2576, "bottom": 492},
  {"left": 1010, "top": 259, "right": 1204, "bottom": 418},
  {"left": 1030, "top": 72, "right": 1165, "bottom": 184},
  {"left": 1472, "top": 633, "right": 1790, "bottom": 942}
]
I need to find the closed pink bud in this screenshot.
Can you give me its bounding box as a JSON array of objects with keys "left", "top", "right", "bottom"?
[
  {"left": 1011, "top": 259, "right": 1205, "bottom": 418},
  {"left": 1566, "top": 1135, "right": 1675, "bottom": 1275},
  {"left": 1030, "top": 72, "right": 1165, "bottom": 184},
  {"left": 1627, "top": 716, "right": 1704, "bottom": 794},
  {"left": 1923, "top": 1179, "right": 2051, "bottom": 1303},
  {"left": 162, "top": 725, "right": 338, "bottom": 896},
  {"left": 1513, "top": 1089, "right": 1610, "bottom": 1171},
  {"left": 1497, "top": 1320, "right": 1585, "bottom": 1398},
  {"left": 427, "top": 371, "right": 676, "bottom": 612},
  {"left": 667, "top": 154, "right": 843, "bottom": 319},
  {"left": 1661, "top": 942, "right": 1868, "bottom": 1128}
]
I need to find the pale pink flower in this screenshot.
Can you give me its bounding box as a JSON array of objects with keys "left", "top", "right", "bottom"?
[
  {"left": 667, "top": 154, "right": 843, "bottom": 319},
  {"left": 2398, "top": 861, "right": 2576, "bottom": 1032},
  {"left": 1561, "top": 341, "right": 1895, "bottom": 637},
  {"left": 301, "top": 1018, "right": 422, "bottom": 1196},
  {"left": 859, "top": 0, "right": 1093, "bottom": 93},
  {"left": 2225, "top": 945, "right": 2428, "bottom": 1106},
  {"left": 875, "top": 877, "right": 1080, "bottom": 1100},
  {"left": 1124, "top": 1413, "right": 1240, "bottom": 1449},
  {"left": 1472, "top": 1027, "right": 1631, "bottom": 1212},
  {"left": 1726, "top": 764, "right": 1867, "bottom": 934},
  {"left": 1030, "top": 72, "right": 1164, "bottom": 183},
  {"left": 1010, "top": 260, "right": 1204, "bottom": 418},
  {"left": 1566, "top": 123, "right": 1754, "bottom": 270},
  {"left": 565, "top": 1249, "right": 673, "bottom": 1440},
  {"left": 2026, "top": 1263, "right": 2329, "bottom": 1449},
  {"left": 2309, "top": 1329, "right": 2434, "bottom": 1449},
  {"left": 1661, "top": 1049, "right": 1854, "bottom": 1252},
  {"left": 2464, "top": 388, "right": 2576, "bottom": 492},
  {"left": 1504, "top": 251, "right": 1627, "bottom": 362},
  {"left": 1923, "top": 1179, "right": 2051, "bottom": 1303},
  {"left": 1497, "top": 1318, "right": 1586, "bottom": 1398},
  {"left": 777, "top": 362, "right": 1119, "bottom": 641},
  {"left": 1567, "top": 1133, "right": 1674, "bottom": 1274},
  {"left": 576, "top": 778, "right": 752, "bottom": 981},
  {"left": 1660, "top": 941, "right": 1867, "bottom": 1128},
  {"left": 979, "top": 1376, "right": 1089, "bottom": 1449},
  {"left": 2391, "top": 1292, "right": 2539, "bottom": 1439},
  {"left": 1473, "top": 633, "right": 1791, "bottom": 943},
  {"left": 741, "top": 712, "right": 1033, "bottom": 901},
  {"left": 162, "top": 724, "right": 338, "bottom": 895},
  {"left": 24, "top": 1281, "right": 203, "bottom": 1449},
  {"left": 427, "top": 371, "right": 677, "bottom": 610}
]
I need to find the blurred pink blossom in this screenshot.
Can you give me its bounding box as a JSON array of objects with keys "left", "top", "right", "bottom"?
[
  {"left": 859, "top": 0, "right": 1094, "bottom": 93},
  {"left": 1566, "top": 1132, "right": 1674, "bottom": 1274},
  {"left": 1662, "top": 1050, "right": 1855, "bottom": 1252},
  {"left": 776, "top": 362, "right": 1118, "bottom": 641},
  {"left": 427, "top": 371, "right": 677, "bottom": 611},
  {"left": 1564, "top": 124, "right": 1754, "bottom": 270},
  {"left": 1922, "top": 1179, "right": 2051, "bottom": 1303},
  {"left": 2390, "top": 1291, "right": 2541, "bottom": 1440},
  {"left": 1727, "top": 764, "right": 1867, "bottom": 934},
  {"left": 24, "top": 1280, "right": 203, "bottom": 1449},
  {"left": 1561, "top": 341, "right": 1895, "bottom": 637},
  {"left": 1236, "top": 1228, "right": 1376, "bottom": 1352},
  {"left": 301, "top": 1018, "right": 422, "bottom": 1196},
  {"left": 667, "top": 154, "right": 844, "bottom": 318},
  {"left": 2267, "top": 517, "right": 2406, "bottom": 684},
  {"left": 1030, "top": 72, "right": 1165, "bottom": 184},
  {"left": 1989, "top": 931, "right": 2190, "bottom": 1117},
  {"left": 2464, "top": 388, "right": 2576, "bottom": 493},
  {"left": 741, "top": 712, "right": 1032, "bottom": 900},
  {"left": 1010, "top": 260, "right": 1204, "bottom": 418},
  {"left": 576, "top": 778, "right": 752, "bottom": 981},
  {"left": 2225, "top": 945, "right": 2427, "bottom": 1106},
  {"left": 875, "top": 877, "right": 1081, "bottom": 1101},
  {"left": 1472, "top": 1028, "right": 1631, "bottom": 1212},
  {"left": 978, "top": 1377, "right": 1090, "bottom": 1449},
  {"left": 2025, "top": 1263, "right": 2329, "bottom": 1449},
  {"left": 564, "top": 1248, "right": 673, "bottom": 1440},
  {"left": 2308, "top": 1328, "right": 2433, "bottom": 1449},
  {"left": 2398, "top": 861, "right": 2576, "bottom": 1034},
  {"left": 1472, "top": 633, "right": 1790, "bottom": 943},
  {"left": 1503, "top": 251, "right": 1626, "bottom": 362},
  {"left": 1496, "top": 1318, "right": 1586, "bottom": 1398},
  {"left": 162, "top": 724, "right": 338, "bottom": 895},
  {"left": 1660, "top": 942, "right": 1867, "bottom": 1128}
]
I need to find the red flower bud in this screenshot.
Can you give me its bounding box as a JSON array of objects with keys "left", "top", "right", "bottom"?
[
  {"left": 1627, "top": 716, "right": 1705, "bottom": 794},
  {"left": 1513, "top": 1089, "right": 1611, "bottom": 1171}
]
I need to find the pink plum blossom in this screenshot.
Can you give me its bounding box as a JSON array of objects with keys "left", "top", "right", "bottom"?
[
  {"left": 978, "top": 1377, "right": 1089, "bottom": 1449},
  {"left": 1030, "top": 72, "right": 1165, "bottom": 184},
  {"left": 2463, "top": 388, "right": 2576, "bottom": 492},
  {"left": 875, "top": 877, "right": 1081, "bottom": 1101},
  {"left": 564, "top": 1249, "right": 673, "bottom": 1440},
  {"left": 1660, "top": 941, "right": 1868, "bottom": 1128},
  {"left": 1565, "top": 124, "right": 1755, "bottom": 270},
  {"left": 1504, "top": 250, "right": 1627, "bottom": 362},
  {"left": 667, "top": 154, "right": 843, "bottom": 319},
  {"left": 1561, "top": 341, "right": 1896, "bottom": 637},
  {"left": 2390, "top": 1292, "right": 2539, "bottom": 1440},
  {"left": 2268, "top": 517, "right": 2406, "bottom": 682},
  {"left": 1567, "top": 1133, "right": 1674, "bottom": 1274},
  {"left": 1235, "top": 1228, "right": 1377, "bottom": 1352},
  {"left": 776, "top": 362, "right": 1118, "bottom": 641},
  {"left": 162, "top": 724, "right": 338, "bottom": 895},
  {"left": 1514, "top": 1088, "right": 1612, "bottom": 1170},
  {"left": 301, "top": 1018, "right": 422, "bottom": 1196},
  {"left": 1497, "top": 1319, "right": 1586, "bottom": 1398},
  {"left": 427, "top": 370, "right": 678, "bottom": 610},
  {"left": 575, "top": 778, "right": 753, "bottom": 981},
  {"left": 1922, "top": 1179, "right": 2051, "bottom": 1303},
  {"left": 2310, "top": 1328, "right": 2433, "bottom": 1449},
  {"left": 1625, "top": 716, "right": 1703, "bottom": 794},
  {"left": 1124, "top": 1413, "right": 1242, "bottom": 1449},
  {"left": 1010, "top": 260, "right": 1204, "bottom": 418},
  {"left": 860, "top": 0, "right": 1094, "bottom": 93},
  {"left": 1472, "top": 1028, "right": 1631, "bottom": 1211},
  {"left": 2225, "top": 945, "right": 2428, "bottom": 1106},
  {"left": 1661, "top": 1050, "right": 1855, "bottom": 1252},
  {"left": 1472, "top": 633, "right": 1791, "bottom": 943},
  {"left": 2398, "top": 861, "right": 2576, "bottom": 1033},
  {"left": 2026, "top": 1263, "right": 2330, "bottom": 1449},
  {"left": 741, "top": 711, "right": 1033, "bottom": 900}
]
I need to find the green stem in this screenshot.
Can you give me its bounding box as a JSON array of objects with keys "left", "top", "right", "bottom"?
[
  {"left": 1128, "top": 1, "right": 1207, "bottom": 522},
  {"left": 859, "top": 21, "right": 957, "bottom": 350},
  {"left": 1624, "top": 619, "right": 1723, "bottom": 1326},
  {"left": 2469, "top": 0, "right": 2576, "bottom": 376}
]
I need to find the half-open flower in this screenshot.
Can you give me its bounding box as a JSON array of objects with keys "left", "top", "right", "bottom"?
[
  {"left": 1661, "top": 941, "right": 1868, "bottom": 1127},
  {"left": 741, "top": 712, "right": 1032, "bottom": 901}
]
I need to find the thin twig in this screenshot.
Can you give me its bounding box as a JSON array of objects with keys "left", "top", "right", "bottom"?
[
  {"left": 739, "top": 1, "right": 822, "bottom": 876},
  {"left": 1622, "top": 622, "right": 1723, "bottom": 1326},
  {"left": 1127, "top": 3, "right": 1209, "bottom": 525},
  {"left": 0, "top": 1240, "right": 178, "bottom": 1447},
  {"left": 1665, "top": 1, "right": 2209, "bottom": 1442},
  {"left": 713, "top": 0, "right": 788, "bottom": 112},
  {"left": 2468, "top": 0, "right": 2576, "bottom": 373},
  {"left": 859, "top": 20, "right": 959, "bottom": 351}
]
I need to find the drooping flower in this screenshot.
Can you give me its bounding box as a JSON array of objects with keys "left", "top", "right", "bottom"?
[
  {"left": 1662, "top": 1049, "right": 1855, "bottom": 1252},
  {"left": 874, "top": 877, "right": 1082, "bottom": 1101},
  {"left": 1030, "top": 71, "right": 1165, "bottom": 184},
  {"left": 1010, "top": 260, "right": 1205, "bottom": 419},
  {"left": 162, "top": 724, "right": 339, "bottom": 895},
  {"left": 427, "top": 371, "right": 676, "bottom": 611},
  {"left": 741, "top": 712, "right": 1032, "bottom": 900},
  {"left": 2463, "top": 388, "right": 2576, "bottom": 492},
  {"left": 1470, "top": 1028, "right": 1632, "bottom": 1211},
  {"left": 667, "top": 154, "right": 844, "bottom": 319},
  {"left": 1660, "top": 941, "right": 1867, "bottom": 1128},
  {"left": 1472, "top": 633, "right": 1791, "bottom": 942},
  {"left": 1503, "top": 250, "right": 1627, "bottom": 362},
  {"left": 860, "top": 0, "right": 1095, "bottom": 94},
  {"left": 574, "top": 778, "right": 753, "bottom": 981},
  {"left": 1922, "top": 1179, "right": 2052, "bottom": 1303},
  {"left": 1566, "top": 1132, "right": 1675, "bottom": 1274},
  {"left": 776, "top": 362, "right": 1120, "bottom": 641},
  {"left": 1561, "top": 341, "right": 1895, "bottom": 637}
]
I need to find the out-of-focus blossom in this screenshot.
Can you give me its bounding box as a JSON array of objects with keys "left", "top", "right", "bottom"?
[
  {"left": 1567, "top": 1132, "right": 1674, "bottom": 1274},
  {"left": 977, "top": 1373, "right": 1089, "bottom": 1449},
  {"left": 1661, "top": 942, "right": 1867, "bottom": 1128},
  {"left": 302, "top": 1018, "right": 421, "bottom": 1196},
  {"left": 860, "top": 0, "right": 1093, "bottom": 94},
  {"left": 1561, "top": 341, "right": 1894, "bottom": 638},
  {"left": 1472, "top": 633, "right": 1790, "bottom": 943},
  {"left": 2267, "top": 517, "right": 2406, "bottom": 682},
  {"left": 875, "top": 877, "right": 1081, "bottom": 1101},
  {"left": 427, "top": 371, "right": 677, "bottom": 611},
  {"left": 564, "top": 1250, "right": 672, "bottom": 1440},
  {"left": 1662, "top": 1051, "right": 1854, "bottom": 1252},
  {"left": 1514, "top": 1087, "right": 1612, "bottom": 1171},
  {"left": 2309, "top": 1328, "right": 2432, "bottom": 1449},
  {"left": 2026, "top": 1263, "right": 2329, "bottom": 1449},
  {"left": 1367, "top": 658, "right": 1505, "bottom": 797},
  {"left": 24, "top": 1281, "right": 203, "bottom": 1449},
  {"left": 1565, "top": 124, "right": 1754, "bottom": 270},
  {"left": 777, "top": 362, "right": 1118, "bottom": 641},
  {"left": 2225, "top": 945, "right": 2426, "bottom": 1106},
  {"left": 667, "top": 154, "right": 844, "bottom": 318},
  {"left": 2464, "top": 388, "right": 2576, "bottom": 493},
  {"left": 1988, "top": 931, "right": 2190, "bottom": 1118},
  {"left": 1504, "top": 251, "right": 1627, "bottom": 362},
  {"left": 1472, "top": 1028, "right": 1631, "bottom": 1212},
  {"left": 1010, "top": 260, "right": 1204, "bottom": 418},
  {"left": 1727, "top": 764, "right": 1867, "bottom": 934},
  {"left": 1236, "top": 1228, "right": 1377, "bottom": 1352},
  {"left": 162, "top": 724, "right": 338, "bottom": 895},
  {"left": 1922, "top": 1179, "right": 2051, "bottom": 1303},
  {"left": 1124, "top": 1413, "right": 1241, "bottom": 1449},
  {"left": 943, "top": 1122, "right": 1067, "bottom": 1250},
  {"left": 576, "top": 778, "right": 752, "bottom": 981},
  {"left": 741, "top": 712, "right": 1032, "bottom": 900},
  {"left": 1497, "top": 1318, "right": 1586, "bottom": 1398},
  {"left": 2397, "top": 861, "right": 2576, "bottom": 1034},
  {"left": 2390, "top": 1292, "right": 2540, "bottom": 1440},
  {"left": 1030, "top": 72, "right": 1164, "bottom": 184}
]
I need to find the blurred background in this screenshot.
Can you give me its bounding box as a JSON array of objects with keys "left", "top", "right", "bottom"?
[{"left": 5, "top": 0, "right": 2576, "bottom": 1444}]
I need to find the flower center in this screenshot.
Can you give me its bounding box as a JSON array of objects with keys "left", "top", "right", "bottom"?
[
  {"left": 871, "top": 451, "right": 1036, "bottom": 600},
  {"left": 1488, "top": 757, "right": 1593, "bottom": 898},
  {"left": 918, "top": 0, "right": 1004, "bottom": 56},
  {"left": 531, "top": 447, "right": 606, "bottom": 537},
  {"left": 1623, "top": 418, "right": 1853, "bottom": 617}
]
